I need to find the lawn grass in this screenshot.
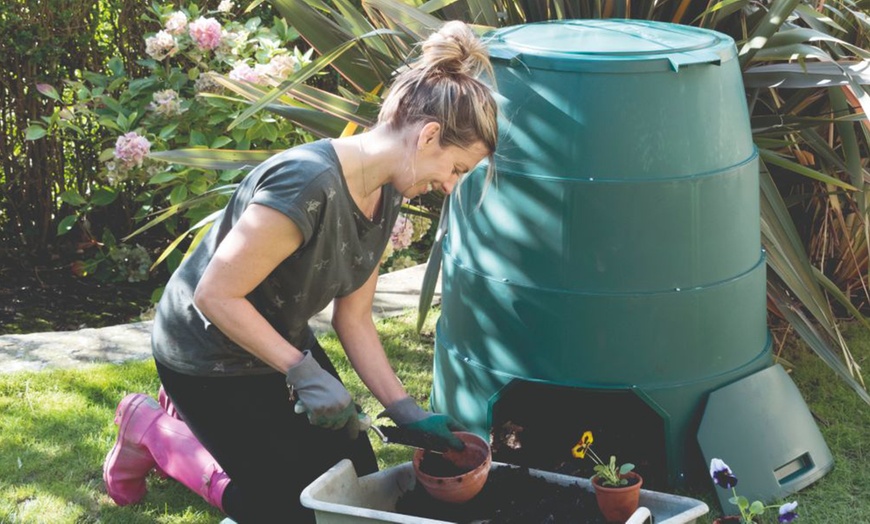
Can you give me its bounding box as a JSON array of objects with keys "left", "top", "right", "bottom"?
[
  {"left": 675, "top": 320, "right": 870, "bottom": 523},
  {"left": 0, "top": 311, "right": 868, "bottom": 523},
  {"left": 746, "top": 321, "right": 870, "bottom": 524}
]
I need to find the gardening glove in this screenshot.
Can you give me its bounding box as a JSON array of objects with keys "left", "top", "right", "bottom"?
[
  {"left": 380, "top": 396, "right": 466, "bottom": 450},
  {"left": 287, "top": 351, "right": 360, "bottom": 437},
  {"left": 296, "top": 399, "right": 370, "bottom": 440}
]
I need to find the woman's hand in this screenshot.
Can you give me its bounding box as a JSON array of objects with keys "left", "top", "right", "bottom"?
[
  {"left": 380, "top": 396, "right": 467, "bottom": 450},
  {"left": 286, "top": 350, "right": 363, "bottom": 437}
]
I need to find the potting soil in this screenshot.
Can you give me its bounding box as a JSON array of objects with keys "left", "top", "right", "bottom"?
[{"left": 395, "top": 465, "right": 607, "bottom": 523}]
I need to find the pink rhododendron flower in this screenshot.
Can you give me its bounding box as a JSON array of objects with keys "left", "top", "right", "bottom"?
[
  {"left": 220, "top": 29, "right": 243, "bottom": 51},
  {"left": 150, "top": 89, "right": 184, "bottom": 117},
  {"left": 265, "top": 55, "right": 299, "bottom": 79},
  {"left": 194, "top": 73, "right": 221, "bottom": 94},
  {"left": 189, "top": 17, "right": 223, "bottom": 51},
  {"left": 229, "top": 62, "right": 265, "bottom": 84},
  {"left": 145, "top": 31, "right": 179, "bottom": 61},
  {"left": 113, "top": 132, "right": 151, "bottom": 171},
  {"left": 164, "top": 11, "right": 188, "bottom": 35},
  {"left": 254, "top": 63, "right": 272, "bottom": 81},
  {"left": 390, "top": 215, "right": 414, "bottom": 251}
]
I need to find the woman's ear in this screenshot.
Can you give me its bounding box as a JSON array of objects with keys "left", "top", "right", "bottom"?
[{"left": 417, "top": 122, "right": 442, "bottom": 150}]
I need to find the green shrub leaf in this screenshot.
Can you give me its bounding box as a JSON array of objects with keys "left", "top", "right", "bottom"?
[
  {"left": 35, "top": 83, "right": 60, "bottom": 100},
  {"left": 57, "top": 215, "right": 78, "bottom": 235},
  {"left": 25, "top": 125, "right": 47, "bottom": 140},
  {"left": 149, "top": 171, "right": 179, "bottom": 184},
  {"left": 91, "top": 188, "right": 118, "bottom": 206},
  {"left": 159, "top": 123, "right": 179, "bottom": 139},
  {"left": 60, "top": 190, "right": 87, "bottom": 206}
]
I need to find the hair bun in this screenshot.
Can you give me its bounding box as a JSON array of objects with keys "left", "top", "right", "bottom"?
[
  {"left": 420, "top": 21, "right": 491, "bottom": 78},
  {"left": 376, "top": 20, "right": 498, "bottom": 165}
]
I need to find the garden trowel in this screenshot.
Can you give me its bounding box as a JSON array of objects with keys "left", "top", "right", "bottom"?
[
  {"left": 367, "top": 422, "right": 450, "bottom": 453},
  {"left": 360, "top": 412, "right": 482, "bottom": 470}
]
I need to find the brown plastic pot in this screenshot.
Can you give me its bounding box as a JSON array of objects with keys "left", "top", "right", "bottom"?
[
  {"left": 412, "top": 431, "right": 492, "bottom": 504},
  {"left": 712, "top": 517, "right": 745, "bottom": 524},
  {"left": 591, "top": 471, "right": 643, "bottom": 523}
]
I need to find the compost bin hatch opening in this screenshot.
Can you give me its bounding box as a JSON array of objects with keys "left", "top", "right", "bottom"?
[{"left": 490, "top": 380, "right": 668, "bottom": 489}]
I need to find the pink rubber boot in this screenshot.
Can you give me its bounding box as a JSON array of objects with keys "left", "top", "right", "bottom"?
[
  {"left": 158, "top": 385, "right": 182, "bottom": 421},
  {"left": 154, "top": 385, "right": 181, "bottom": 479},
  {"left": 103, "top": 394, "right": 160, "bottom": 505},
  {"left": 103, "top": 393, "right": 231, "bottom": 510}
]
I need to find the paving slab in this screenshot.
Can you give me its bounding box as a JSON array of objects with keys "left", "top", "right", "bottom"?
[{"left": 0, "top": 263, "right": 437, "bottom": 374}]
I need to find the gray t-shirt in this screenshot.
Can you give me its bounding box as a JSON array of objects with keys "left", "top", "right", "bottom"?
[{"left": 152, "top": 139, "right": 403, "bottom": 376}]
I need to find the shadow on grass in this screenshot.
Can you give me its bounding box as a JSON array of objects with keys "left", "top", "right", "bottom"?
[{"left": 0, "top": 360, "right": 221, "bottom": 522}]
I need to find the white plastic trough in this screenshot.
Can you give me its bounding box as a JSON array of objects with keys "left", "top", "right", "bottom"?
[{"left": 298, "top": 459, "right": 709, "bottom": 524}]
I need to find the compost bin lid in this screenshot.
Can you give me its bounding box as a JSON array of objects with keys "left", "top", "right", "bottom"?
[{"left": 487, "top": 19, "right": 736, "bottom": 73}]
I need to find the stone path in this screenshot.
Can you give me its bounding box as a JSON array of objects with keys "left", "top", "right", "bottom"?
[{"left": 0, "top": 263, "right": 437, "bottom": 374}]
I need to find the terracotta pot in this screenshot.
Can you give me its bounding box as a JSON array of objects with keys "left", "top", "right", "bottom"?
[
  {"left": 591, "top": 471, "right": 643, "bottom": 523},
  {"left": 712, "top": 517, "right": 745, "bottom": 524},
  {"left": 412, "top": 431, "right": 492, "bottom": 504}
]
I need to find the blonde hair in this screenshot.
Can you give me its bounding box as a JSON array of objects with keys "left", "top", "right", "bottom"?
[{"left": 378, "top": 21, "right": 498, "bottom": 184}]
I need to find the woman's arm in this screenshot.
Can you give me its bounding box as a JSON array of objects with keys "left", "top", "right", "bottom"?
[
  {"left": 334, "top": 269, "right": 467, "bottom": 448},
  {"left": 332, "top": 267, "right": 409, "bottom": 408},
  {"left": 193, "top": 203, "right": 306, "bottom": 373}
]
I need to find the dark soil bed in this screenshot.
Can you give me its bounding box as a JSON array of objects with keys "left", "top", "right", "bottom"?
[
  {"left": 0, "top": 251, "right": 156, "bottom": 335},
  {"left": 396, "top": 465, "right": 608, "bottom": 523}
]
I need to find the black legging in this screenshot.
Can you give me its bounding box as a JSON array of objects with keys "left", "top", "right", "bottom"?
[{"left": 155, "top": 341, "right": 378, "bottom": 523}]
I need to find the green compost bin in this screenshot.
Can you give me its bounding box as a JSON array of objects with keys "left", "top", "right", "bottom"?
[{"left": 431, "top": 19, "right": 831, "bottom": 494}]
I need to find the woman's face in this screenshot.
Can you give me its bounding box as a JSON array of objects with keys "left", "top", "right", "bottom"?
[{"left": 401, "top": 140, "right": 490, "bottom": 199}]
